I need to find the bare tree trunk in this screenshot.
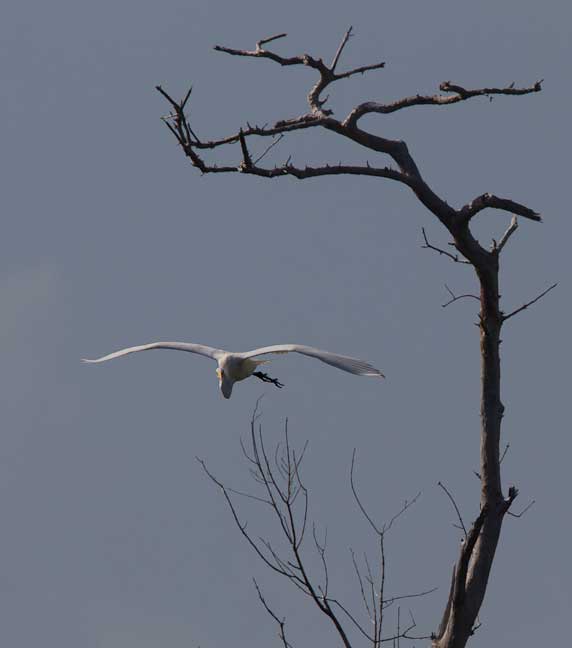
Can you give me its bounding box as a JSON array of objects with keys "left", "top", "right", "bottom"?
[{"left": 434, "top": 254, "right": 506, "bottom": 647}]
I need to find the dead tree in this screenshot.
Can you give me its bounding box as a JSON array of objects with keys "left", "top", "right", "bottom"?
[{"left": 158, "top": 28, "right": 553, "bottom": 648}]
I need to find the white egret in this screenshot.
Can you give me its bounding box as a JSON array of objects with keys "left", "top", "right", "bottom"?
[{"left": 82, "top": 341, "right": 384, "bottom": 399}]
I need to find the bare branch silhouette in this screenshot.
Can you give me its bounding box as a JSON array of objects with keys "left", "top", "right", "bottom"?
[
  {"left": 421, "top": 229, "right": 471, "bottom": 265},
  {"left": 441, "top": 284, "right": 480, "bottom": 309},
  {"left": 438, "top": 481, "right": 468, "bottom": 538},
  {"left": 502, "top": 283, "right": 557, "bottom": 322}
]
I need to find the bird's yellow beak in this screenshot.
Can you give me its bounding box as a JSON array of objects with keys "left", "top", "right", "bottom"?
[{"left": 216, "top": 368, "right": 222, "bottom": 381}]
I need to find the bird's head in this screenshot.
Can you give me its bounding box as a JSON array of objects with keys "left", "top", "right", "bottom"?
[{"left": 216, "top": 367, "right": 233, "bottom": 399}]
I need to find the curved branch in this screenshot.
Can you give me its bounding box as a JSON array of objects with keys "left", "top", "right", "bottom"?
[
  {"left": 441, "top": 285, "right": 480, "bottom": 309},
  {"left": 344, "top": 80, "right": 542, "bottom": 127},
  {"left": 438, "top": 481, "right": 468, "bottom": 538},
  {"left": 459, "top": 192, "right": 542, "bottom": 224}
]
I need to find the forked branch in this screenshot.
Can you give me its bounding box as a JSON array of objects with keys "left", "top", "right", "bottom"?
[
  {"left": 200, "top": 415, "right": 433, "bottom": 648},
  {"left": 421, "top": 228, "right": 471, "bottom": 265},
  {"left": 215, "top": 28, "right": 385, "bottom": 116},
  {"left": 441, "top": 285, "right": 479, "bottom": 309},
  {"left": 350, "top": 450, "right": 431, "bottom": 646}
]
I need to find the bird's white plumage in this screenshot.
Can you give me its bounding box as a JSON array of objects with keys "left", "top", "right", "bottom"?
[
  {"left": 83, "top": 340, "right": 384, "bottom": 399},
  {"left": 82, "top": 342, "right": 223, "bottom": 363},
  {"left": 241, "top": 344, "right": 384, "bottom": 377}
]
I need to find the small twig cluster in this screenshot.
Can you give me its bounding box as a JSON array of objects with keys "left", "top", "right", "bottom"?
[
  {"left": 349, "top": 450, "right": 434, "bottom": 647},
  {"left": 198, "top": 405, "right": 434, "bottom": 647}
]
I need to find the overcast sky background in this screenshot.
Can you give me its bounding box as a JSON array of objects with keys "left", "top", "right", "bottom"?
[{"left": 2, "top": 1, "right": 570, "bottom": 646}]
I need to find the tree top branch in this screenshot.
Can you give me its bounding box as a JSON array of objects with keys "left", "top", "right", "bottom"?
[
  {"left": 344, "top": 79, "right": 542, "bottom": 127},
  {"left": 214, "top": 30, "right": 385, "bottom": 115},
  {"left": 159, "top": 32, "right": 543, "bottom": 274}
]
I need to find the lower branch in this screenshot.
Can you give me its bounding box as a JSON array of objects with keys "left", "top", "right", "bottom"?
[{"left": 254, "top": 579, "right": 293, "bottom": 648}]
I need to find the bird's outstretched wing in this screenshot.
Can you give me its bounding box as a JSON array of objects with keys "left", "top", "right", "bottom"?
[
  {"left": 241, "top": 344, "right": 384, "bottom": 378},
  {"left": 82, "top": 342, "right": 224, "bottom": 364}
]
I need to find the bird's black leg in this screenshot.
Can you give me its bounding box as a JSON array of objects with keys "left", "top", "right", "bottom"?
[{"left": 253, "top": 371, "right": 284, "bottom": 389}]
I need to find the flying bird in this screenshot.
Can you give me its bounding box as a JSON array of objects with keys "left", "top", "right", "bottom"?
[{"left": 82, "top": 341, "right": 384, "bottom": 399}]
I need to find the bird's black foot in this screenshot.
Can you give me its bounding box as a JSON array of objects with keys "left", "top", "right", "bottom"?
[{"left": 253, "top": 371, "right": 284, "bottom": 389}]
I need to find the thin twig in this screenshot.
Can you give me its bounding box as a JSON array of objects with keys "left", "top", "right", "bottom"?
[
  {"left": 350, "top": 449, "right": 381, "bottom": 534},
  {"left": 421, "top": 228, "right": 470, "bottom": 264},
  {"left": 313, "top": 523, "right": 329, "bottom": 596},
  {"left": 196, "top": 456, "right": 302, "bottom": 582},
  {"left": 502, "top": 283, "right": 557, "bottom": 322},
  {"left": 257, "top": 33, "right": 288, "bottom": 49},
  {"left": 384, "top": 492, "right": 422, "bottom": 534},
  {"left": 507, "top": 499, "right": 536, "bottom": 518},
  {"left": 438, "top": 481, "right": 467, "bottom": 538},
  {"left": 254, "top": 133, "right": 285, "bottom": 165},
  {"left": 383, "top": 586, "right": 438, "bottom": 607},
  {"left": 180, "top": 85, "right": 193, "bottom": 110},
  {"left": 328, "top": 597, "right": 375, "bottom": 642},
  {"left": 226, "top": 486, "right": 273, "bottom": 506},
  {"left": 499, "top": 443, "right": 510, "bottom": 465},
  {"left": 155, "top": 84, "right": 179, "bottom": 110},
  {"left": 350, "top": 548, "right": 372, "bottom": 619},
  {"left": 442, "top": 284, "right": 480, "bottom": 308},
  {"left": 330, "top": 26, "right": 353, "bottom": 72},
  {"left": 334, "top": 61, "right": 386, "bottom": 82},
  {"left": 253, "top": 579, "right": 293, "bottom": 648}
]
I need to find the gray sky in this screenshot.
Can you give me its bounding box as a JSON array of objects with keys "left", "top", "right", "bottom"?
[{"left": 2, "top": 1, "right": 570, "bottom": 646}]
